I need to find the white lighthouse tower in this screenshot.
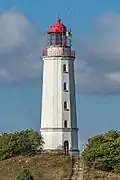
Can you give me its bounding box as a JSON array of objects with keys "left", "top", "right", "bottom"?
[{"left": 40, "top": 18, "right": 79, "bottom": 155}]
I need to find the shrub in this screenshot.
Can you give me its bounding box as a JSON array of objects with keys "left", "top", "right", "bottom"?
[{"left": 16, "top": 167, "right": 34, "bottom": 180}]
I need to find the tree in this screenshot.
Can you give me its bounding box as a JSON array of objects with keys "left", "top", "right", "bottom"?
[
  {"left": 0, "top": 129, "right": 44, "bottom": 160},
  {"left": 16, "top": 168, "right": 34, "bottom": 180},
  {"left": 82, "top": 130, "right": 120, "bottom": 174}
]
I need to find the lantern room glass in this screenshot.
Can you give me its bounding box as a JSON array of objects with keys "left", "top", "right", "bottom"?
[{"left": 47, "top": 33, "right": 71, "bottom": 47}]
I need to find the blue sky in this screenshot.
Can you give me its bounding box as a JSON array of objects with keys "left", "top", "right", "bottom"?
[{"left": 0, "top": 0, "right": 120, "bottom": 147}]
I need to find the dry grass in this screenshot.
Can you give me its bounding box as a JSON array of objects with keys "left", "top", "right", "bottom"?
[
  {"left": 1, "top": 154, "right": 120, "bottom": 180},
  {"left": 84, "top": 165, "right": 120, "bottom": 180},
  {"left": 0, "top": 154, "right": 72, "bottom": 180}
]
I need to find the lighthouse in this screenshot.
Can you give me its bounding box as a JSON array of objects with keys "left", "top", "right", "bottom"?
[{"left": 40, "top": 18, "right": 79, "bottom": 156}]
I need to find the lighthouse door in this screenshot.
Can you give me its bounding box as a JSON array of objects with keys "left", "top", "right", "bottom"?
[{"left": 64, "top": 140, "right": 69, "bottom": 155}]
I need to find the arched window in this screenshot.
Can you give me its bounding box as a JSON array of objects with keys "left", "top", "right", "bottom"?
[
  {"left": 63, "top": 64, "right": 67, "bottom": 72},
  {"left": 64, "top": 101, "right": 68, "bottom": 110},
  {"left": 64, "top": 120, "right": 67, "bottom": 128}
]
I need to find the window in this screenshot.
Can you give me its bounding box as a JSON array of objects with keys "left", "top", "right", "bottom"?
[
  {"left": 63, "top": 64, "right": 67, "bottom": 72},
  {"left": 64, "top": 120, "right": 67, "bottom": 128},
  {"left": 56, "top": 34, "right": 62, "bottom": 45},
  {"left": 63, "top": 82, "right": 68, "bottom": 91},
  {"left": 64, "top": 101, "right": 68, "bottom": 110},
  {"left": 50, "top": 34, "right": 56, "bottom": 46}
]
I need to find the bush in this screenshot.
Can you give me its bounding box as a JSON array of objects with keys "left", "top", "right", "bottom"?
[
  {"left": 16, "top": 168, "right": 34, "bottom": 180},
  {"left": 0, "top": 129, "right": 44, "bottom": 160},
  {"left": 82, "top": 130, "right": 120, "bottom": 174}
]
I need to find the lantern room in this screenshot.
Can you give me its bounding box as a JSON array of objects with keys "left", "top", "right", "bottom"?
[{"left": 47, "top": 18, "right": 72, "bottom": 47}]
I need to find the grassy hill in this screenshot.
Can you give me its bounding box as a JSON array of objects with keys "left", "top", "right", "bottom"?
[
  {"left": 0, "top": 154, "right": 72, "bottom": 180},
  {"left": 84, "top": 165, "right": 120, "bottom": 180}
]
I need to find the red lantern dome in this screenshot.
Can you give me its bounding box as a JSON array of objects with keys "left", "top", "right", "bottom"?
[{"left": 48, "top": 18, "right": 67, "bottom": 34}]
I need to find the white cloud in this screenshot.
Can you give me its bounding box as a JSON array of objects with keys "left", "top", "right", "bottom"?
[
  {"left": 76, "top": 13, "right": 120, "bottom": 93},
  {"left": 0, "top": 10, "right": 45, "bottom": 83}
]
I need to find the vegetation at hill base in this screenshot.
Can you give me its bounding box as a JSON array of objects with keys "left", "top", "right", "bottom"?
[
  {"left": 84, "top": 165, "right": 120, "bottom": 180},
  {"left": 0, "top": 129, "right": 44, "bottom": 160},
  {"left": 16, "top": 167, "right": 34, "bottom": 180},
  {"left": 82, "top": 130, "right": 120, "bottom": 174}
]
